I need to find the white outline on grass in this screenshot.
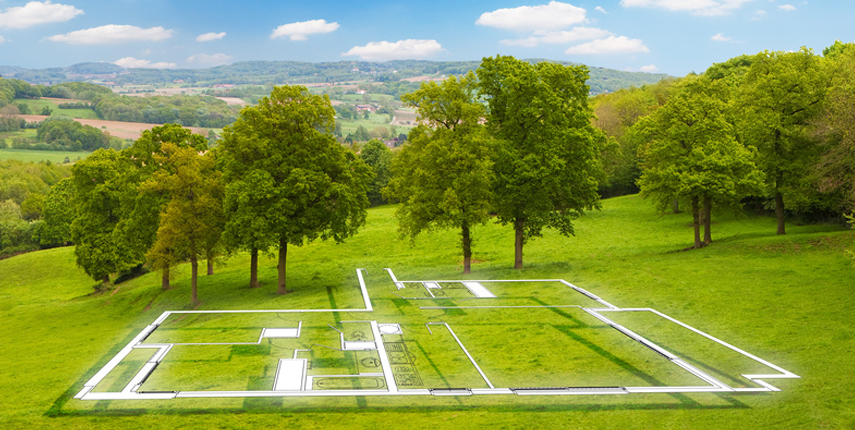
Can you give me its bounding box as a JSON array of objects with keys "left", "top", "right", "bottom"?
[{"left": 74, "top": 268, "right": 798, "bottom": 400}]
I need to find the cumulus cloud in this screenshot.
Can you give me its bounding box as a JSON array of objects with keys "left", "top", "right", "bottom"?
[
  {"left": 564, "top": 35, "right": 649, "bottom": 54},
  {"left": 270, "top": 19, "right": 339, "bottom": 41},
  {"left": 342, "top": 39, "right": 443, "bottom": 61},
  {"left": 620, "top": 0, "right": 755, "bottom": 16},
  {"left": 0, "top": 1, "right": 83, "bottom": 29},
  {"left": 187, "top": 53, "right": 233, "bottom": 66},
  {"left": 47, "top": 25, "right": 173, "bottom": 44},
  {"left": 711, "top": 33, "right": 732, "bottom": 42},
  {"left": 640, "top": 64, "right": 659, "bottom": 72},
  {"left": 502, "top": 27, "right": 613, "bottom": 47},
  {"left": 595, "top": 6, "right": 608, "bottom": 14},
  {"left": 779, "top": 4, "right": 796, "bottom": 11},
  {"left": 476, "top": 1, "right": 587, "bottom": 32},
  {"left": 0, "top": 35, "right": 5, "bottom": 43},
  {"left": 196, "top": 32, "right": 226, "bottom": 42},
  {"left": 114, "top": 57, "right": 176, "bottom": 69}
]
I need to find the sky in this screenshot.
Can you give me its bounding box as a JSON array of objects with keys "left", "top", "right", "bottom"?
[{"left": 0, "top": 0, "right": 851, "bottom": 76}]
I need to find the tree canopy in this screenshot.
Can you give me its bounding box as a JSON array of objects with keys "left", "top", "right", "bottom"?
[
  {"left": 220, "top": 85, "right": 373, "bottom": 294},
  {"left": 386, "top": 72, "right": 493, "bottom": 273},
  {"left": 478, "top": 55, "right": 605, "bottom": 269}
]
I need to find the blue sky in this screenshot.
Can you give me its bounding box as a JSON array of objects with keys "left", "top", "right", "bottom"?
[{"left": 0, "top": 0, "right": 850, "bottom": 75}]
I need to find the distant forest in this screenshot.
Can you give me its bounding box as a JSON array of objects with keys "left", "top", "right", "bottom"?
[{"left": 0, "top": 60, "right": 671, "bottom": 95}]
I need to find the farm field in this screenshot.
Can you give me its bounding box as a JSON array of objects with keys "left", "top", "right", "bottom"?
[
  {"left": 0, "top": 195, "right": 852, "bottom": 429},
  {"left": 14, "top": 98, "right": 100, "bottom": 120},
  {"left": 13, "top": 114, "right": 211, "bottom": 140},
  {"left": 0, "top": 148, "right": 89, "bottom": 163}
]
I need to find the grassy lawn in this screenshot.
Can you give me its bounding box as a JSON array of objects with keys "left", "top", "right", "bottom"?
[{"left": 0, "top": 195, "right": 852, "bottom": 429}]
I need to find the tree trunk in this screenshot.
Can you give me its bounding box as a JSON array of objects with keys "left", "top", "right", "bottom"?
[
  {"left": 277, "top": 238, "right": 288, "bottom": 295},
  {"left": 161, "top": 265, "right": 170, "bottom": 290},
  {"left": 207, "top": 258, "right": 214, "bottom": 276},
  {"left": 672, "top": 198, "right": 680, "bottom": 214},
  {"left": 461, "top": 222, "right": 472, "bottom": 274},
  {"left": 249, "top": 247, "right": 259, "bottom": 288},
  {"left": 101, "top": 274, "right": 110, "bottom": 285},
  {"left": 703, "top": 196, "right": 712, "bottom": 244},
  {"left": 514, "top": 218, "right": 524, "bottom": 269},
  {"left": 691, "top": 196, "right": 702, "bottom": 249},
  {"left": 190, "top": 256, "right": 199, "bottom": 307},
  {"left": 775, "top": 191, "right": 786, "bottom": 235}
]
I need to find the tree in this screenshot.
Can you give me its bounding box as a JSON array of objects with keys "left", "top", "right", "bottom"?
[
  {"left": 737, "top": 48, "right": 826, "bottom": 234},
  {"left": 477, "top": 56, "right": 605, "bottom": 269},
  {"left": 814, "top": 42, "right": 855, "bottom": 213},
  {"left": 359, "top": 139, "right": 393, "bottom": 206},
  {"left": 70, "top": 149, "right": 137, "bottom": 285},
  {"left": 143, "top": 143, "right": 224, "bottom": 306},
  {"left": 220, "top": 85, "right": 373, "bottom": 294},
  {"left": 120, "top": 124, "right": 210, "bottom": 290},
  {"left": 636, "top": 77, "right": 763, "bottom": 248},
  {"left": 385, "top": 73, "right": 493, "bottom": 274},
  {"left": 353, "top": 125, "right": 370, "bottom": 142},
  {"left": 40, "top": 178, "right": 75, "bottom": 246}
]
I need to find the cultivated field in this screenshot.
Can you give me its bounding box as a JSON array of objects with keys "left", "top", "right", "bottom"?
[{"left": 15, "top": 115, "right": 209, "bottom": 140}]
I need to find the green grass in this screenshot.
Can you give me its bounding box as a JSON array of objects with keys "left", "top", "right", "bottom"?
[
  {"left": 1, "top": 195, "right": 853, "bottom": 429},
  {"left": 14, "top": 98, "right": 101, "bottom": 120},
  {"left": 0, "top": 148, "right": 90, "bottom": 163}
]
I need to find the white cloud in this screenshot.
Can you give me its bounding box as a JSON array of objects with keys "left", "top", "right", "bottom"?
[
  {"left": 47, "top": 25, "right": 173, "bottom": 45},
  {"left": 711, "top": 33, "right": 732, "bottom": 42},
  {"left": 270, "top": 19, "right": 339, "bottom": 41},
  {"left": 779, "top": 4, "right": 796, "bottom": 11},
  {"left": 114, "top": 57, "right": 176, "bottom": 69},
  {"left": 502, "top": 27, "right": 613, "bottom": 47},
  {"left": 342, "top": 39, "right": 443, "bottom": 61},
  {"left": 476, "top": 1, "right": 587, "bottom": 32},
  {"left": 620, "top": 0, "right": 755, "bottom": 16},
  {"left": 187, "top": 53, "right": 233, "bottom": 66},
  {"left": 0, "top": 1, "right": 83, "bottom": 29},
  {"left": 564, "top": 35, "right": 649, "bottom": 54},
  {"left": 196, "top": 32, "right": 226, "bottom": 42},
  {"left": 0, "top": 35, "right": 5, "bottom": 44},
  {"left": 751, "top": 9, "right": 767, "bottom": 20},
  {"left": 595, "top": 6, "right": 608, "bottom": 13},
  {"left": 640, "top": 64, "right": 659, "bottom": 72}
]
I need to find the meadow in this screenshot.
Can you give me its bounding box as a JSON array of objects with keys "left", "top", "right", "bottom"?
[{"left": 0, "top": 195, "right": 852, "bottom": 429}]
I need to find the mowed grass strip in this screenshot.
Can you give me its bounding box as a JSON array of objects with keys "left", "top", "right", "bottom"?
[{"left": 0, "top": 195, "right": 853, "bottom": 428}]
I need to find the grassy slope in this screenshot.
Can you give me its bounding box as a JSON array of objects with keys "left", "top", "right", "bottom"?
[{"left": 0, "top": 195, "right": 853, "bottom": 429}]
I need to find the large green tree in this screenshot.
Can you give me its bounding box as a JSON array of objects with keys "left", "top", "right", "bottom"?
[
  {"left": 143, "top": 143, "right": 224, "bottom": 306},
  {"left": 385, "top": 72, "right": 493, "bottom": 274},
  {"left": 39, "top": 178, "right": 75, "bottom": 247},
  {"left": 814, "top": 41, "right": 855, "bottom": 213},
  {"left": 120, "top": 124, "right": 211, "bottom": 289},
  {"left": 637, "top": 77, "right": 763, "bottom": 248},
  {"left": 70, "top": 149, "right": 137, "bottom": 285},
  {"left": 737, "top": 48, "right": 826, "bottom": 235},
  {"left": 220, "top": 85, "right": 372, "bottom": 294},
  {"left": 359, "top": 139, "right": 393, "bottom": 207},
  {"left": 477, "top": 56, "right": 605, "bottom": 269}
]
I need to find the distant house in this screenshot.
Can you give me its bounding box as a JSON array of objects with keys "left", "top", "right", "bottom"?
[{"left": 356, "top": 104, "right": 377, "bottom": 113}]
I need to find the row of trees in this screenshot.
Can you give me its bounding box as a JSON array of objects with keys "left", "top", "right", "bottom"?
[
  {"left": 60, "top": 87, "right": 373, "bottom": 305},
  {"left": 385, "top": 56, "right": 605, "bottom": 272},
  {"left": 593, "top": 42, "right": 855, "bottom": 248}
]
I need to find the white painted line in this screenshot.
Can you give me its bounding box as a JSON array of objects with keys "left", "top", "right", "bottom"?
[
  {"left": 273, "top": 359, "right": 307, "bottom": 391},
  {"left": 462, "top": 281, "right": 496, "bottom": 298},
  {"left": 370, "top": 321, "right": 398, "bottom": 393},
  {"left": 262, "top": 328, "right": 300, "bottom": 338}
]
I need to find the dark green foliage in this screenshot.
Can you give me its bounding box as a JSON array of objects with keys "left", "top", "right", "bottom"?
[
  {"left": 359, "top": 139, "right": 393, "bottom": 206},
  {"left": 39, "top": 178, "right": 75, "bottom": 246},
  {"left": 220, "top": 85, "right": 373, "bottom": 294},
  {"left": 90, "top": 93, "right": 239, "bottom": 127},
  {"left": 36, "top": 118, "right": 111, "bottom": 151},
  {"left": 478, "top": 55, "right": 605, "bottom": 268}
]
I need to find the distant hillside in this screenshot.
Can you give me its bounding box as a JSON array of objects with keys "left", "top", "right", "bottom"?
[{"left": 0, "top": 60, "right": 671, "bottom": 95}]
